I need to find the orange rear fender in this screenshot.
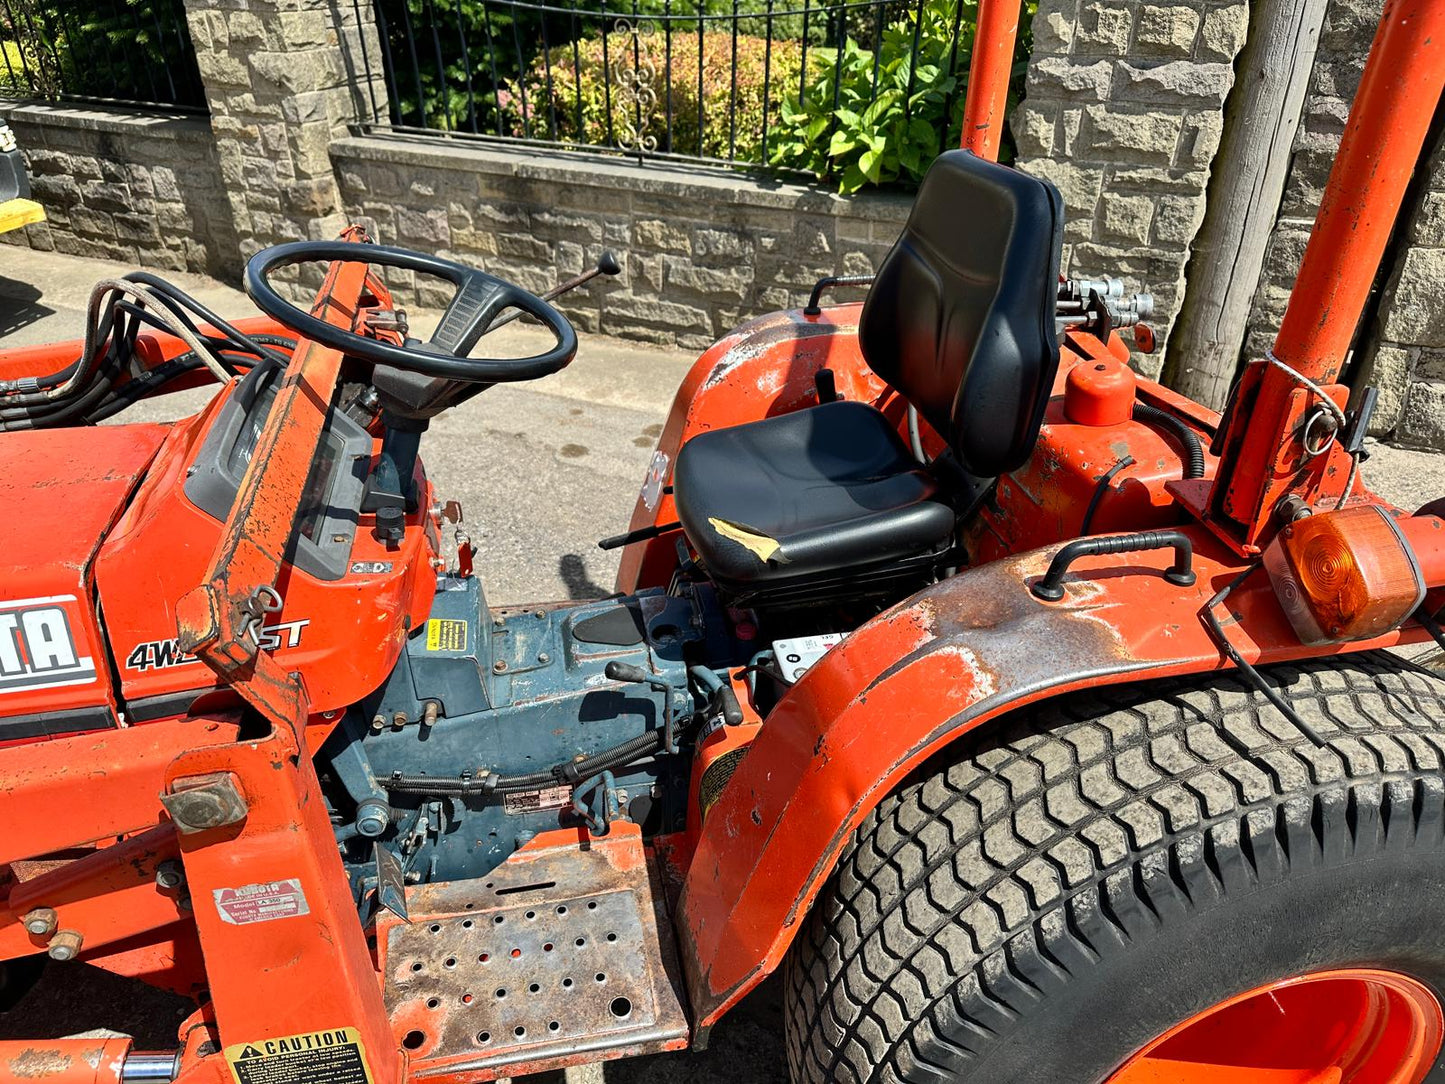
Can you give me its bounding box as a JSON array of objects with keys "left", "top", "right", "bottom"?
[{"left": 677, "top": 528, "right": 1437, "bottom": 1029}]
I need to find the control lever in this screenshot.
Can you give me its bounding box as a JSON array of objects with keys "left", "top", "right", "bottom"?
[
  {"left": 605, "top": 660, "right": 681, "bottom": 754},
  {"left": 484, "top": 249, "right": 622, "bottom": 334}
]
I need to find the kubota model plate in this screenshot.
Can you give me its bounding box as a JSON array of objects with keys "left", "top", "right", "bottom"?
[{"left": 381, "top": 826, "right": 688, "bottom": 1079}]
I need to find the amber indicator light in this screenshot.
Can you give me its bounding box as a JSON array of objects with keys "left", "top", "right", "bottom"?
[{"left": 1263, "top": 505, "right": 1426, "bottom": 645}]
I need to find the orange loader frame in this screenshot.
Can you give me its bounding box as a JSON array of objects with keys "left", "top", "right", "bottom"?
[{"left": 1, "top": 0, "right": 1444, "bottom": 1081}]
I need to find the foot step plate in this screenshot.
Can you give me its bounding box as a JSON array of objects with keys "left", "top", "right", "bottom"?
[{"left": 381, "top": 826, "right": 688, "bottom": 1079}]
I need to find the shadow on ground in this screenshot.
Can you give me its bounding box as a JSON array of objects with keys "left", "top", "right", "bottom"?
[{"left": 0, "top": 275, "right": 56, "bottom": 339}]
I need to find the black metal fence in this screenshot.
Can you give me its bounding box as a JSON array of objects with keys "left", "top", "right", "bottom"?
[
  {"left": 360, "top": 0, "right": 1026, "bottom": 191},
  {"left": 0, "top": 0, "right": 207, "bottom": 114}
]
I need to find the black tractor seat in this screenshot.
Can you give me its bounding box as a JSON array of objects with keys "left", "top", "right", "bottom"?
[
  {"left": 673, "top": 150, "right": 1064, "bottom": 605},
  {"left": 672, "top": 400, "right": 956, "bottom": 587}
]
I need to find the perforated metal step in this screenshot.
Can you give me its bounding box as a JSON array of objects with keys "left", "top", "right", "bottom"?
[{"left": 381, "top": 826, "right": 688, "bottom": 1080}]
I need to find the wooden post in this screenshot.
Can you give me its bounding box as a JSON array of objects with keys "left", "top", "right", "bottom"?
[{"left": 1162, "top": 0, "right": 1329, "bottom": 409}]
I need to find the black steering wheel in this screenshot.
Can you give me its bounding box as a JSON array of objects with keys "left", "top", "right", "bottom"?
[{"left": 244, "top": 241, "right": 577, "bottom": 382}]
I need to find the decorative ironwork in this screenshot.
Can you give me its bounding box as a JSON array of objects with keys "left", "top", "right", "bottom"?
[
  {"left": 610, "top": 18, "right": 658, "bottom": 155},
  {"left": 0, "top": 0, "right": 207, "bottom": 114}
]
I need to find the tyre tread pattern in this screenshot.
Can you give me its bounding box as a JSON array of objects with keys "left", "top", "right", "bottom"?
[{"left": 783, "top": 653, "right": 1445, "bottom": 1084}]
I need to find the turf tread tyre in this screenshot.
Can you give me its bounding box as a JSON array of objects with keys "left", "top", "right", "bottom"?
[{"left": 783, "top": 651, "right": 1445, "bottom": 1084}]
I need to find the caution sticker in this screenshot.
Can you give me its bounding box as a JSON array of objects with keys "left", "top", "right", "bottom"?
[
  {"left": 225, "top": 1028, "right": 372, "bottom": 1084},
  {"left": 425, "top": 618, "right": 467, "bottom": 652},
  {"left": 213, "top": 879, "right": 310, "bottom": 925}
]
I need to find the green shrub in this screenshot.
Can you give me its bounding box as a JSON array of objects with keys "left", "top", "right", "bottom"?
[
  {"left": 506, "top": 28, "right": 802, "bottom": 163},
  {"left": 376, "top": 0, "right": 813, "bottom": 133},
  {"left": 0, "top": 0, "right": 202, "bottom": 107},
  {"left": 769, "top": 0, "right": 1035, "bottom": 192},
  {"left": 0, "top": 40, "right": 30, "bottom": 93}
]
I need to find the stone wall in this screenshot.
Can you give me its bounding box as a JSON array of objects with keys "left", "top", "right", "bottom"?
[
  {"left": 1011, "top": 0, "right": 1250, "bottom": 375},
  {"left": 331, "top": 138, "right": 911, "bottom": 350},
  {"left": 1354, "top": 134, "right": 1445, "bottom": 452},
  {"left": 183, "top": 0, "right": 388, "bottom": 280},
  {"left": 0, "top": 104, "right": 235, "bottom": 276}
]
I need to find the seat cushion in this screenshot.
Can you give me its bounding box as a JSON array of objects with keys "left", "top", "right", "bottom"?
[{"left": 673, "top": 400, "right": 956, "bottom": 586}]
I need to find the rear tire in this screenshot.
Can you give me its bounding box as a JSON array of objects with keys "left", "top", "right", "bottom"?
[{"left": 784, "top": 651, "right": 1445, "bottom": 1083}]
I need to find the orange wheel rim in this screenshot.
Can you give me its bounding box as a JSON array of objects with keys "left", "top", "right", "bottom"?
[{"left": 1107, "top": 969, "right": 1443, "bottom": 1084}]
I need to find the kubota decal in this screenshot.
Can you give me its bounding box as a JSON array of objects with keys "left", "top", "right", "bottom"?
[
  {"left": 0, "top": 595, "right": 98, "bottom": 694},
  {"left": 125, "top": 619, "right": 310, "bottom": 671},
  {"left": 213, "top": 879, "right": 311, "bottom": 925}
]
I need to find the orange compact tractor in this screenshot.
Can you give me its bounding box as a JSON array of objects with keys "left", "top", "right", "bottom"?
[{"left": 2, "top": 0, "right": 1445, "bottom": 1081}]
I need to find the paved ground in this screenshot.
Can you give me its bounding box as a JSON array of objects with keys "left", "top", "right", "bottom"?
[{"left": 1, "top": 247, "right": 1442, "bottom": 1076}]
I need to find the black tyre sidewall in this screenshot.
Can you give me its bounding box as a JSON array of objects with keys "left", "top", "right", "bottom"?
[{"left": 967, "top": 844, "right": 1445, "bottom": 1081}]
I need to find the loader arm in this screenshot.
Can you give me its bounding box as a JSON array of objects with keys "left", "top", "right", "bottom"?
[{"left": 174, "top": 255, "right": 372, "bottom": 732}]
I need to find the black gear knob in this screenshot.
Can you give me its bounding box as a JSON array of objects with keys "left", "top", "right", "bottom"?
[{"left": 605, "top": 660, "right": 648, "bottom": 684}]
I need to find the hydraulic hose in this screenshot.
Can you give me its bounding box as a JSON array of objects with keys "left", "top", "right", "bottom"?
[
  {"left": 125, "top": 271, "right": 291, "bottom": 365},
  {"left": 1133, "top": 402, "right": 1205, "bottom": 480}
]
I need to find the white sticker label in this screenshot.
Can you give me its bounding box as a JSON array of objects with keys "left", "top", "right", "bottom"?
[
  {"left": 772, "top": 632, "right": 844, "bottom": 683},
  {"left": 0, "top": 595, "right": 98, "bottom": 695},
  {"left": 502, "top": 785, "right": 573, "bottom": 815},
  {"left": 640, "top": 451, "right": 669, "bottom": 511},
  {"left": 214, "top": 879, "right": 311, "bottom": 925}
]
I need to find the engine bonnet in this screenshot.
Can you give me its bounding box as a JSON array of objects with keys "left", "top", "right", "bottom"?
[{"left": 0, "top": 424, "right": 168, "bottom": 734}]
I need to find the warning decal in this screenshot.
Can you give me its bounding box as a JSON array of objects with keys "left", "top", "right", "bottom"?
[
  {"left": 213, "top": 879, "right": 310, "bottom": 925},
  {"left": 225, "top": 1028, "right": 372, "bottom": 1084},
  {"left": 425, "top": 618, "right": 467, "bottom": 652}
]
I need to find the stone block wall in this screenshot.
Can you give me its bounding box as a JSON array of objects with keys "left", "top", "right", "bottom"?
[
  {"left": 331, "top": 139, "right": 911, "bottom": 350},
  {"left": 1354, "top": 134, "right": 1445, "bottom": 453},
  {"left": 1012, "top": 0, "right": 1250, "bottom": 375},
  {"left": 183, "top": 0, "right": 388, "bottom": 274},
  {"left": 0, "top": 105, "right": 235, "bottom": 276}
]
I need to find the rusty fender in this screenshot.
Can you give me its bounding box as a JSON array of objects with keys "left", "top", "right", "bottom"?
[{"left": 675, "top": 530, "right": 1432, "bottom": 1029}]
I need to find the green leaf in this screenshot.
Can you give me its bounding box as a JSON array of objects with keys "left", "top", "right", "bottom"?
[
  {"left": 839, "top": 162, "right": 867, "bottom": 194},
  {"left": 859, "top": 146, "right": 882, "bottom": 182}
]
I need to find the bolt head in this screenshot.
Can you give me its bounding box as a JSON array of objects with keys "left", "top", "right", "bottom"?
[
  {"left": 46, "top": 929, "right": 83, "bottom": 961},
  {"left": 155, "top": 860, "right": 185, "bottom": 890},
  {"left": 493, "top": 660, "right": 508, "bottom": 673},
  {"left": 160, "top": 772, "right": 249, "bottom": 834},
  {"left": 22, "top": 907, "right": 57, "bottom": 937}
]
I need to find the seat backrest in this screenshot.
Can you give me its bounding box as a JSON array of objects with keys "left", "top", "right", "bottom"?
[{"left": 859, "top": 150, "right": 1064, "bottom": 478}]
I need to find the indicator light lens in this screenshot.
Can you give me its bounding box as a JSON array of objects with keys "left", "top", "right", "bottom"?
[{"left": 1263, "top": 506, "right": 1425, "bottom": 645}]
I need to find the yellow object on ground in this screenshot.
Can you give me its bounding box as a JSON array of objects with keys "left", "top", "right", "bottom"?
[{"left": 0, "top": 197, "right": 44, "bottom": 235}]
